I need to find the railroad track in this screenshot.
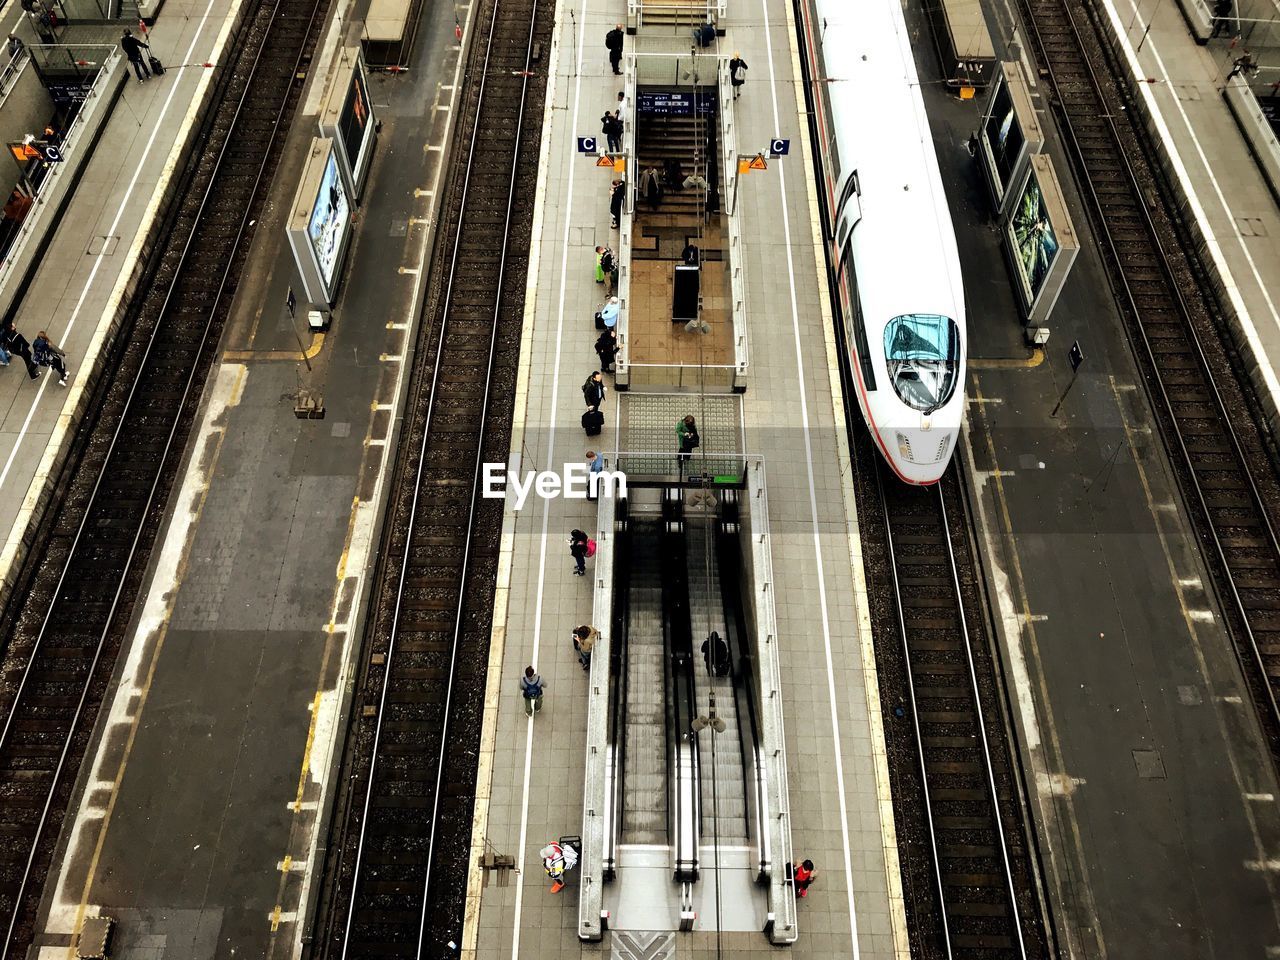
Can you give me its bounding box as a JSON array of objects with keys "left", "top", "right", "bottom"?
[
  {"left": 853, "top": 453, "right": 1049, "bottom": 959},
  {"left": 0, "top": 0, "right": 328, "bottom": 951},
  {"left": 1019, "top": 0, "right": 1280, "bottom": 749},
  {"left": 306, "top": 0, "right": 551, "bottom": 955}
]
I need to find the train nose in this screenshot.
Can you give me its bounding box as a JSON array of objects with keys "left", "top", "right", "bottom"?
[{"left": 893, "top": 427, "right": 953, "bottom": 468}]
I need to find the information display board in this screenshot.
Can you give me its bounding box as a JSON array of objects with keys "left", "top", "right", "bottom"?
[
  {"left": 978, "top": 62, "right": 1043, "bottom": 214},
  {"left": 286, "top": 138, "right": 354, "bottom": 306},
  {"left": 636, "top": 89, "right": 717, "bottom": 117},
  {"left": 1003, "top": 154, "right": 1079, "bottom": 324},
  {"left": 319, "top": 50, "right": 377, "bottom": 200}
]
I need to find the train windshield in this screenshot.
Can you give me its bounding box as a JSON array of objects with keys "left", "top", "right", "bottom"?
[{"left": 883, "top": 314, "right": 961, "bottom": 413}]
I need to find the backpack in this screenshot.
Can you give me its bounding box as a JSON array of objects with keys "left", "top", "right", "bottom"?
[
  {"left": 521, "top": 675, "right": 543, "bottom": 698},
  {"left": 586, "top": 538, "right": 597, "bottom": 558}
]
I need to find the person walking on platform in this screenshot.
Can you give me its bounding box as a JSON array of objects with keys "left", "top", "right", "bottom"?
[
  {"left": 121, "top": 29, "right": 151, "bottom": 82},
  {"left": 540, "top": 839, "right": 578, "bottom": 893},
  {"left": 681, "top": 241, "right": 700, "bottom": 266},
  {"left": 694, "top": 21, "right": 715, "bottom": 47},
  {"left": 1227, "top": 51, "right": 1259, "bottom": 80},
  {"left": 729, "top": 54, "right": 749, "bottom": 99},
  {"left": 569, "top": 528, "right": 593, "bottom": 575},
  {"left": 585, "top": 449, "right": 604, "bottom": 500},
  {"left": 595, "top": 328, "right": 618, "bottom": 373},
  {"left": 582, "top": 370, "right": 606, "bottom": 411},
  {"left": 605, "top": 23, "right": 624, "bottom": 75},
  {"left": 1211, "top": 0, "right": 1233, "bottom": 37},
  {"left": 609, "top": 177, "right": 626, "bottom": 229},
  {"left": 676, "top": 415, "right": 700, "bottom": 475},
  {"left": 3, "top": 322, "right": 38, "bottom": 379},
  {"left": 32, "top": 330, "right": 68, "bottom": 385},
  {"left": 601, "top": 112, "right": 622, "bottom": 154},
  {"left": 520, "top": 665, "right": 545, "bottom": 716},
  {"left": 573, "top": 624, "right": 598, "bottom": 669},
  {"left": 793, "top": 859, "right": 817, "bottom": 897},
  {"left": 7, "top": 34, "right": 24, "bottom": 58}
]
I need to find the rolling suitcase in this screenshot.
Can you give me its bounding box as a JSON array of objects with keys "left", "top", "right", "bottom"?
[
  {"left": 148, "top": 53, "right": 165, "bottom": 76},
  {"left": 582, "top": 409, "right": 603, "bottom": 436}
]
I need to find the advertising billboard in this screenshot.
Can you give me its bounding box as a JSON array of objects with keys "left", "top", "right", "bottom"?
[
  {"left": 339, "top": 62, "right": 373, "bottom": 178},
  {"left": 287, "top": 138, "right": 353, "bottom": 306},
  {"left": 1002, "top": 155, "right": 1079, "bottom": 324},
  {"left": 308, "top": 151, "right": 349, "bottom": 288},
  {"left": 983, "top": 80, "right": 1023, "bottom": 195},
  {"left": 320, "top": 52, "right": 377, "bottom": 200},
  {"left": 1009, "top": 167, "right": 1057, "bottom": 304}
]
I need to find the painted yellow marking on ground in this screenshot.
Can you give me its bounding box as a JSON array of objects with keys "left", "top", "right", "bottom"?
[
  {"left": 223, "top": 332, "right": 325, "bottom": 362},
  {"left": 398, "top": 266, "right": 419, "bottom": 275},
  {"left": 379, "top": 353, "right": 402, "bottom": 362},
  {"left": 270, "top": 905, "right": 282, "bottom": 931},
  {"left": 969, "top": 347, "right": 1046, "bottom": 369}
]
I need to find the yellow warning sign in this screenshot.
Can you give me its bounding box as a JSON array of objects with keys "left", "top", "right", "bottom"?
[
  {"left": 613, "top": 156, "right": 626, "bottom": 173},
  {"left": 959, "top": 84, "right": 976, "bottom": 100},
  {"left": 737, "top": 158, "right": 752, "bottom": 175},
  {"left": 596, "top": 154, "right": 615, "bottom": 167},
  {"left": 748, "top": 154, "right": 768, "bottom": 170}
]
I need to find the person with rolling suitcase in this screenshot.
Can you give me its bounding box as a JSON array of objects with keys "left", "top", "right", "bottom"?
[
  {"left": 120, "top": 29, "right": 151, "bottom": 82},
  {"left": 582, "top": 407, "right": 604, "bottom": 437}
]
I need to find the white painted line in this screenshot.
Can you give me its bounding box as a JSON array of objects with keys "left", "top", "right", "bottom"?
[
  {"left": 759, "top": 0, "right": 860, "bottom": 953},
  {"left": 398, "top": 266, "right": 419, "bottom": 275},
  {"left": 1178, "top": 577, "right": 1203, "bottom": 588},
  {"left": 1189, "top": 609, "right": 1216, "bottom": 622},
  {"left": 1221, "top": 695, "right": 1244, "bottom": 703},
  {"left": 0, "top": 0, "right": 222, "bottom": 498},
  {"left": 1246, "top": 793, "right": 1276, "bottom": 802},
  {"left": 379, "top": 354, "right": 402, "bottom": 362},
  {"left": 1245, "top": 860, "right": 1280, "bottom": 872},
  {"left": 510, "top": 2, "right": 588, "bottom": 957}
]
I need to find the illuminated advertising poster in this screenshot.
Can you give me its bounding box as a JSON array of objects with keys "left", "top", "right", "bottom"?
[
  {"left": 309, "top": 152, "right": 349, "bottom": 287},
  {"left": 983, "top": 79, "right": 1023, "bottom": 195},
  {"left": 339, "top": 63, "right": 372, "bottom": 179},
  {"left": 1010, "top": 169, "right": 1058, "bottom": 304}
]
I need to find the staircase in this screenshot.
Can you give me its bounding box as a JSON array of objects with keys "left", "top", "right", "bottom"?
[
  {"left": 622, "top": 520, "right": 669, "bottom": 845},
  {"left": 632, "top": 102, "right": 725, "bottom": 263},
  {"left": 686, "top": 519, "right": 748, "bottom": 843},
  {"left": 636, "top": 0, "right": 715, "bottom": 29}
]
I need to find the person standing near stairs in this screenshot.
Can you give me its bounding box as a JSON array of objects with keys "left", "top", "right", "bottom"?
[{"left": 605, "top": 23, "right": 624, "bottom": 75}]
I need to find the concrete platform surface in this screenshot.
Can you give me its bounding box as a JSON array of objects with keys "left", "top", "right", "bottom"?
[{"left": 462, "top": 0, "right": 907, "bottom": 958}]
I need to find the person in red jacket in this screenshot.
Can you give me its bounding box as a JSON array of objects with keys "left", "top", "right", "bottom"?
[{"left": 794, "top": 859, "right": 817, "bottom": 897}]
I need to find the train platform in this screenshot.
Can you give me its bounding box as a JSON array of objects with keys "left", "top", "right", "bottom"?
[
  {"left": 915, "top": 0, "right": 1280, "bottom": 954},
  {"left": 1093, "top": 0, "right": 1280, "bottom": 428},
  {"left": 462, "top": 0, "right": 907, "bottom": 957},
  {"left": 23, "top": 9, "right": 468, "bottom": 960},
  {"left": 0, "top": 0, "right": 236, "bottom": 606}
]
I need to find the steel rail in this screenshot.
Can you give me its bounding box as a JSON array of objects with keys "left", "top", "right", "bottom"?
[
  {"left": 876, "top": 468, "right": 1028, "bottom": 959},
  {"left": 0, "top": 0, "right": 325, "bottom": 949},
  {"left": 1020, "top": 0, "right": 1280, "bottom": 734},
  {"left": 334, "top": 0, "right": 542, "bottom": 953}
]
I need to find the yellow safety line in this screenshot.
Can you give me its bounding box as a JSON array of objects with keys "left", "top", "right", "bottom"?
[
  {"left": 969, "top": 346, "right": 1046, "bottom": 369},
  {"left": 223, "top": 332, "right": 326, "bottom": 362}
]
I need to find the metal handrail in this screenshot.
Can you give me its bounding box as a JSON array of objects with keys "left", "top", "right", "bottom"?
[{"left": 744, "top": 461, "right": 797, "bottom": 942}]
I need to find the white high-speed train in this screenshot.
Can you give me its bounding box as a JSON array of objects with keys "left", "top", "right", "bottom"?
[{"left": 796, "top": 0, "right": 967, "bottom": 485}]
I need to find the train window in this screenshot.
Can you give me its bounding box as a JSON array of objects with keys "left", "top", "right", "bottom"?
[
  {"left": 883, "top": 314, "right": 960, "bottom": 412},
  {"left": 834, "top": 171, "right": 859, "bottom": 221},
  {"left": 844, "top": 251, "right": 876, "bottom": 390}
]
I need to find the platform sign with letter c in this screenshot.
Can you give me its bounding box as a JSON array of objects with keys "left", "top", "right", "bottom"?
[
  {"left": 42, "top": 145, "right": 63, "bottom": 163},
  {"left": 769, "top": 138, "right": 790, "bottom": 157},
  {"left": 577, "top": 137, "right": 598, "bottom": 154}
]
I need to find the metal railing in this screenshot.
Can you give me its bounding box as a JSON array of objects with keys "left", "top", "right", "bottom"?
[
  {"left": 628, "top": 0, "right": 726, "bottom": 29},
  {"left": 0, "top": 47, "right": 120, "bottom": 292},
  {"left": 743, "top": 460, "right": 798, "bottom": 944},
  {"left": 577, "top": 493, "right": 617, "bottom": 941},
  {"left": 719, "top": 56, "right": 749, "bottom": 390}
]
